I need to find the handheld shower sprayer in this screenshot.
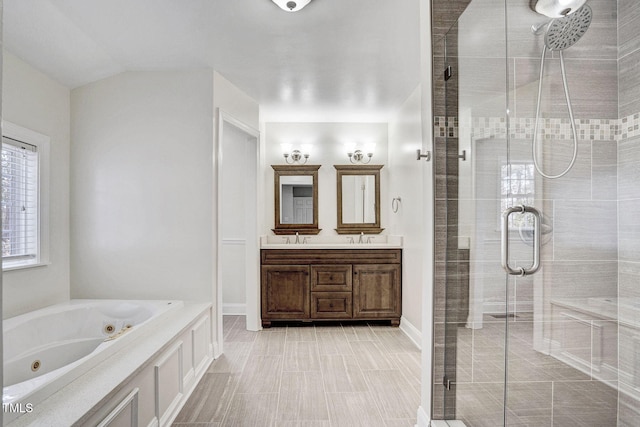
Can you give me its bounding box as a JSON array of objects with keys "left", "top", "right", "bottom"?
[{"left": 530, "top": 3, "right": 592, "bottom": 179}]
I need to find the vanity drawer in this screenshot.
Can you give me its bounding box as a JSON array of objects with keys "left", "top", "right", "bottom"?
[
  {"left": 311, "top": 292, "right": 352, "bottom": 319},
  {"left": 311, "top": 265, "right": 352, "bottom": 292}
]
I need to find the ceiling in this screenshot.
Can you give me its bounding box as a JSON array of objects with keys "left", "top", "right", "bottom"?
[{"left": 3, "top": 0, "right": 421, "bottom": 121}]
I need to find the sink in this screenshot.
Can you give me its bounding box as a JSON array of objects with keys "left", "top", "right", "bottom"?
[{"left": 260, "top": 235, "right": 403, "bottom": 249}]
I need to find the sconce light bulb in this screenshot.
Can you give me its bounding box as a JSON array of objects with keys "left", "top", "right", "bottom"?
[
  {"left": 365, "top": 143, "right": 376, "bottom": 156},
  {"left": 281, "top": 143, "right": 292, "bottom": 155},
  {"left": 344, "top": 142, "right": 356, "bottom": 154}
]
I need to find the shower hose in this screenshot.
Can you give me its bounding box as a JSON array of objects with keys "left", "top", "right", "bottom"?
[{"left": 532, "top": 45, "right": 578, "bottom": 179}]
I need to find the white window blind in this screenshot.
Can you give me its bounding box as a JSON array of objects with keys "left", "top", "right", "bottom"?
[
  {"left": 500, "top": 162, "right": 535, "bottom": 229},
  {"left": 2, "top": 136, "right": 39, "bottom": 267}
]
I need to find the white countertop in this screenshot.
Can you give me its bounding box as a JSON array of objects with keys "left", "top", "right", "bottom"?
[{"left": 260, "top": 235, "right": 403, "bottom": 249}]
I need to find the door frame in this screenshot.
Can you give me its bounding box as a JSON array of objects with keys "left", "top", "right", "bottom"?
[{"left": 215, "top": 109, "right": 261, "bottom": 357}]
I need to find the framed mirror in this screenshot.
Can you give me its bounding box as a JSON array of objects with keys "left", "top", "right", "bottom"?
[
  {"left": 272, "top": 165, "right": 321, "bottom": 235},
  {"left": 334, "top": 164, "right": 383, "bottom": 234}
]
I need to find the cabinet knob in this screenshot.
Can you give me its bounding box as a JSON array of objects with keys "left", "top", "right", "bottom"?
[{"left": 329, "top": 303, "right": 334, "bottom": 308}]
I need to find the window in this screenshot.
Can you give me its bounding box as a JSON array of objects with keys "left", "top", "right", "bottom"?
[
  {"left": 1, "top": 123, "right": 49, "bottom": 270},
  {"left": 500, "top": 162, "right": 535, "bottom": 229}
]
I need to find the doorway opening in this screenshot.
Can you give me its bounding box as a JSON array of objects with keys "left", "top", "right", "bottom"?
[{"left": 216, "top": 111, "right": 260, "bottom": 357}]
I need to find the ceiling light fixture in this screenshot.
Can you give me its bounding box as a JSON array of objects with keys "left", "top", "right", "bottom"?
[{"left": 271, "top": 0, "right": 312, "bottom": 12}]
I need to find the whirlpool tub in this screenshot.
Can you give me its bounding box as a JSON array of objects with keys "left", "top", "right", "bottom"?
[{"left": 2, "top": 299, "right": 182, "bottom": 418}]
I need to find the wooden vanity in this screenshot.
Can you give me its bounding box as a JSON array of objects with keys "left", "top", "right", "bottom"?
[{"left": 260, "top": 248, "right": 401, "bottom": 327}]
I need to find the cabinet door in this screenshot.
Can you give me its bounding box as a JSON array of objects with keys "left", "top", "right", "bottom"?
[
  {"left": 353, "top": 264, "right": 401, "bottom": 319},
  {"left": 261, "top": 265, "right": 310, "bottom": 319}
]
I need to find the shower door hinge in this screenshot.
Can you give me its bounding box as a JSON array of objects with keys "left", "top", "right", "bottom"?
[
  {"left": 443, "top": 376, "right": 452, "bottom": 390},
  {"left": 444, "top": 65, "right": 452, "bottom": 81}
]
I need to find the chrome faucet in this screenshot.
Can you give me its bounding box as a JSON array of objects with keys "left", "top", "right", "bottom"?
[
  {"left": 295, "top": 232, "right": 300, "bottom": 244},
  {"left": 358, "top": 232, "right": 365, "bottom": 243}
]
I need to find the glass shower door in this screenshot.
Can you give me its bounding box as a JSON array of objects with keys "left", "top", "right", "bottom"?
[
  {"left": 455, "top": 0, "right": 513, "bottom": 424},
  {"left": 501, "top": 0, "right": 621, "bottom": 425},
  {"left": 435, "top": 0, "right": 512, "bottom": 423},
  {"left": 436, "top": 0, "right": 632, "bottom": 425}
]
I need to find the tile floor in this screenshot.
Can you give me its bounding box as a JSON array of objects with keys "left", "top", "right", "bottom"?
[
  {"left": 173, "top": 316, "right": 421, "bottom": 427},
  {"left": 454, "top": 315, "right": 620, "bottom": 427}
]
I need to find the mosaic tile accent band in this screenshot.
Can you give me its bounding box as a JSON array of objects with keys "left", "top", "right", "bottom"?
[{"left": 434, "top": 113, "right": 640, "bottom": 141}]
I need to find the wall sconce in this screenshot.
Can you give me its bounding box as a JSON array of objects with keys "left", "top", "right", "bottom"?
[
  {"left": 271, "top": 0, "right": 312, "bottom": 12},
  {"left": 282, "top": 143, "right": 311, "bottom": 164},
  {"left": 346, "top": 143, "right": 375, "bottom": 164}
]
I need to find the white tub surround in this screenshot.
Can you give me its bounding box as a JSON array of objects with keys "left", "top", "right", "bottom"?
[
  {"left": 4, "top": 300, "right": 181, "bottom": 414},
  {"left": 5, "top": 301, "right": 213, "bottom": 427},
  {"left": 260, "top": 234, "right": 403, "bottom": 249}
]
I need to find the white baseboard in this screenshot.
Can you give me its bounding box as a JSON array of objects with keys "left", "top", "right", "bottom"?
[
  {"left": 400, "top": 316, "right": 422, "bottom": 350},
  {"left": 465, "top": 320, "right": 483, "bottom": 330},
  {"left": 213, "top": 341, "right": 222, "bottom": 359},
  {"left": 416, "top": 405, "right": 430, "bottom": 427},
  {"left": 223, "top": 303, "right": 246, "bottom": 315}
]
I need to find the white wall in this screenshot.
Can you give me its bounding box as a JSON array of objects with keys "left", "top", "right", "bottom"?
[
  {"left": 263, "top": 122, "right": 389, "bottom": 236},
  {"left": 2, "top": 52, "right": 71, "bottom": 319},
  {"left": 388, "top": 85, "right": 424, "bottom": 339},
  {"left": 213, "top": 72, "right": 259, "bottom": 130},
  {"left": 70, "top": 70, "right": 214, "bottom": 301}
]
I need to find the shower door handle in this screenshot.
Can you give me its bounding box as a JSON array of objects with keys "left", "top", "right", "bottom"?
[{"left": 501, "top": 205, "right": 542, "bottom": 276}]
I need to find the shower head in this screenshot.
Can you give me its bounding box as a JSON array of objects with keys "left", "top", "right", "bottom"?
[
  {"left": 531, "top": 0, "right": 587, "bottom": 18},
  {"left": 544, "top": 5, "right": 592, "bottom": 51}
]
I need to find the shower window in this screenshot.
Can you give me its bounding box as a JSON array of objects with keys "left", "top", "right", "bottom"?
[{"left": 500, "top": 162, "right": 535, "bottom": 229}]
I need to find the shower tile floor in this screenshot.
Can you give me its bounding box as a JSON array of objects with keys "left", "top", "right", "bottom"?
[
  {"left": 454, "top": 314, "right": 622, "bottom": 427},
  {"left": 172, "top": 315, "right": 421, "bottom": 427}
]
